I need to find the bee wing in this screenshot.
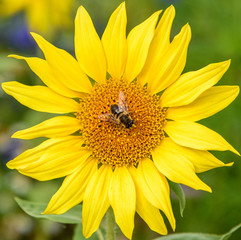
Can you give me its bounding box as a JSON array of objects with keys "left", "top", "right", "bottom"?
[
  {"left": 98, "top": 113, "right": 113, "bottom": 122},
  {"left": 118, "top": 91, "right": 128, "bottom": 112},
  {"left": 98, "top": 113, "right": 120, "bottom": 124}
]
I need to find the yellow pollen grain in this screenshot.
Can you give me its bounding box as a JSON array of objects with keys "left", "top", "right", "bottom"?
[{"left": 78, "top": 79, "right": 166, "bottom": 167}]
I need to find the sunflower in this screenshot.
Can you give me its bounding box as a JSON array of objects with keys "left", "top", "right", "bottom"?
[
  {"left": 2, "top": 3, "right": 239, "bottom": 239},
  {"left": 0, "top": 0, "right": 73, "bottom": 35}
]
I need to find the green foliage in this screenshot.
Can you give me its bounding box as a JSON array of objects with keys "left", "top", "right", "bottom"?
[
  {"left": 15, "top": 197, "right": 105, "bottom": 240},
  {"left": 168, "top": 181, "right": 186, "bottom": 217},
  {"left": 15, "top": 197, "right": 82, "bottom": 224},
  {"left": 154, "top": 223, "right": 241, "bottom": 240}
]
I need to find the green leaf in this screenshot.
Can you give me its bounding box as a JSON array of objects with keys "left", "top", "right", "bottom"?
[
  {"left": 73, "top": 224, "right": 104, "bottom": 240},
  {"left": 153, "top": 223, "right": 241, "bottom": 240},
  {"left": 220, "top": 223, "right": 241, "bottom": 240},
  {"left": 155, "top": 233, "right": 220, "bottom": 240},
  {"left": 15, "top": 197, "right": 82, "bottom": 224},
  {"left": 168, "top": 181, "right": 186, "bottom": 217}
]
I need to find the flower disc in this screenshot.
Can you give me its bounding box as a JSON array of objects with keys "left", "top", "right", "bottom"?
[{"left": 78, "top": 79, "right": 166, "bottom": 167}]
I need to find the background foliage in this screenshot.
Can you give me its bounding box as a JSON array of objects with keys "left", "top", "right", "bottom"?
[{"left": 0, "top": 0, "right": 241, "bottom": 239}]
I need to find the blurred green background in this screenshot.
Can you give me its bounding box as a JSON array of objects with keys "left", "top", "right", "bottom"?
[{"left": 0, "top": 0, "right": 241, "bottom": 239}]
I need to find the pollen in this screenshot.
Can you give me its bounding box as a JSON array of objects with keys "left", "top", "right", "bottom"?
[{"left": 77, "top": 79, "right": 166, "bottom": 167}]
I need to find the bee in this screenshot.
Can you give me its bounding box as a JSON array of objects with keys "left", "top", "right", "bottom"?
[{"left": 98, "top": 91, "right": 134, "bottom": 128}]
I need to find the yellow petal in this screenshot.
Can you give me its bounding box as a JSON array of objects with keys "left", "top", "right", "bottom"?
[
  {"left": 75, "top": 6, "right": 107, "bottom": 84},
  {"left": 164, "top": 121, "right": 239, "bottom": 155},
  {"left": 44, "top": 157, "right": 97, "bottom": 214},
  {"left": 167, "top": 86, "right": 240, "bottom": 121},
  {"left": 19, "top": 148, "right": 91, "bottom": 181},
  {"left": 150, "top": 5, "right": 175, "bottom": 56},
  {"left": 2, "top": 81, "right": 80, "bottom": 114},
  {"left": 138, "top": 5, "right": 175, "bottom": 86},
  {"left": 152, "top": 138, "right": 212, "bottom": 192},
  {"left": 160, "top": 60, "right": 231, "bottom": 107},
  {"left": 128, "top": 166, "right": 167, "bottom": 235},
  {"left": 7, "top": 136, "right": 84, "bottom": 169},
  {"left": 7, "top": 138, "right": 62, "bottom": 169},
  {"left": 82, "top": 165, "right": 112, "bottom": 238},
  {"left": 137, "top": 194, "right": 167, "bottom": 235},
  {"left": 109, "top": 167, "right": 136, "bottom": 239},
  {"left": 8, "top": 55, "right": 81, "bottom": 98},
  {"left": 12, "top": 116, "right": 81, "bottom": 139},
  {"left": 161, "top": 141, "right": 233, "bottom": 173},
  {"left": 124, "top": 10, "right": 161, "bottom": 83},
  {"left": 147, "top": 24, "right": 191, "bottom": 95},
  {"left": 31, "top": 33, "right": 92, "bottom": 93},
  {"left": 135, "top": 158, "right": 175, "bottom": 230},
  {"left": 102, "top": 2, "right": 127, "bottom": 79}
]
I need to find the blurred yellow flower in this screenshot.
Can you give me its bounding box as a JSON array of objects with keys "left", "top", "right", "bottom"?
[
  {"left": 2, "top": 3, "right": 240, "bottom": 239},
  {"left": 0, "top": 0, "right": 73, "bottom": 35}
]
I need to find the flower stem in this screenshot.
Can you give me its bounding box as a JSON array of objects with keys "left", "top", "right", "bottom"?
[
  {"left": 96, "top": 229, "right": 104, "bottom": 240},
  {"left": 106, "top": 208, "right": 115, "bottom": 240}
]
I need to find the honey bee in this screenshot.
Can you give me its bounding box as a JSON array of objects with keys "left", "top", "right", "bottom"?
[{"left": 98, "top": 91, "right": 134, "bottom": 128}]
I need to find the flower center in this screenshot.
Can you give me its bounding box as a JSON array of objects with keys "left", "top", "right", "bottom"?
[{"left": 78, "top": 79, "right": 166, "bottom": 167}]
